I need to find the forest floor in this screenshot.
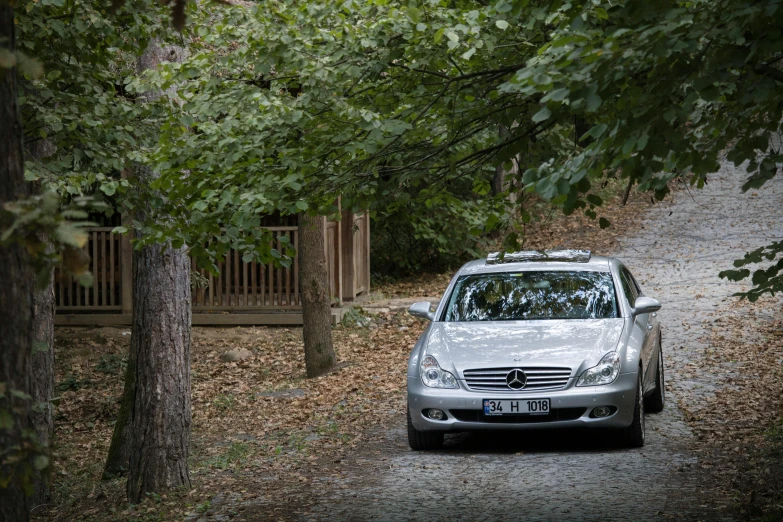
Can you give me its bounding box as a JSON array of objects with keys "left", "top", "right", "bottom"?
[{"left": 35, "top": 165, "right": 783, "bottom": 521}]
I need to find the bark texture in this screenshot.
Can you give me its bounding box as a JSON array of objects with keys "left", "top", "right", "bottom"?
[
  {"left": 30, "top": 268, "right": 54, "bottom": 507},
  {"left": 298, "top": 213, "right": 337, "bottom": 378},
  {"left": 124, "top": 39, "right": 192, "bottom": 503},
  {"left": 126, "top": 232, "right": 192, "bottom": 502},
  {"left": 27, "top": 140, "right": 56, "bottom": 508},
  {"left": 0, "top": 4, "right": 34, "bottom": 520}
]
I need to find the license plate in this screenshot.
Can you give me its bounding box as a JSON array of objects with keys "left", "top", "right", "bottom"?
[{"left": 483, "top": 398, "right": 551, "bottom": 416}]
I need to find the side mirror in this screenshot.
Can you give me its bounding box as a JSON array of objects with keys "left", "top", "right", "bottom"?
[
  {"left": 409, "top": 301, "right": 435, "bottom": 321},
  {"left": 633, "top": 296, "right": 661, "bottom": 316}
]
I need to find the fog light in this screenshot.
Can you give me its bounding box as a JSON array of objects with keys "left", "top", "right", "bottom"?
[
  {"left": 592, "top": 406, "right": 611, "bottom": 418},
  {"left": 427, "top": 409, "right": 445, "bottom": 420}
]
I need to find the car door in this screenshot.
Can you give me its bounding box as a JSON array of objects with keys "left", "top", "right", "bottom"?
[
  {"left": 627, "top": 270, "right": 660, "bottom": 392},
  {"left": 621, "top": 268, "right": 655, "bottom": 392}
]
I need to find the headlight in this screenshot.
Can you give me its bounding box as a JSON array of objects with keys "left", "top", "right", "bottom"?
[
  {"left": 420, "top": 355, "right": 458, "bottom": 389},
  {"left": 576, "top": 351, "right": 621, "bottom": 386}
]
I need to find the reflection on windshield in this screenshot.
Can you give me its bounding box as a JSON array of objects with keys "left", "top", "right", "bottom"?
[{"left": 444, "top": 271, "right": 618, "bottom": 321}]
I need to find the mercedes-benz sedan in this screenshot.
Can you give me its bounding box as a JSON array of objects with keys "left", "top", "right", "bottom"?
[{"left": 406, "top": 250, "right": 664, "bottom": 450}]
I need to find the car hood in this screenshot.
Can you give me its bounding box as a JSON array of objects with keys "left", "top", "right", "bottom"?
[{"left": 425, "top": 319, "right": 625, "bottom": 377}]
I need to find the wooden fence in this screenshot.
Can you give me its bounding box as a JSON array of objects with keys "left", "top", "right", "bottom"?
[
  {"left": 190, "top": 227, "right": 301, "bottom": 310},
  {"left": 54, "top": 213, "right": 370, "bottom": 325},
  {"left": 56, "top": 228, "right": 122, "bottom": 311}
]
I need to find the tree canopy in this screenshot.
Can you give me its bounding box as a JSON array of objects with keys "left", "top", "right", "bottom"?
[{"left": 10, "top": 0, "right": 783, "bottom": 288}]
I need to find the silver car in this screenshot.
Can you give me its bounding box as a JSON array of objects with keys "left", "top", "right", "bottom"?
[{"left": 406, "top": 250, "right": 664, "bottom": 450}]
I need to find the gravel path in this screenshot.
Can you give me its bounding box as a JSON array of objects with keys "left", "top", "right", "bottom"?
[{"left": 292, "top": 162, "right": 783, "bottom": 521}]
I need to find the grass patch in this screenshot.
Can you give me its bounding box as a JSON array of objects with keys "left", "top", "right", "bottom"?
[
  {"left": 199, "top": 442, "right": 254, "bottom": 470},
  {"left": 212, "top": 393, "right": 236, "bottom": 412},
  {"left": 95, "top": 353, "right": 127, "bottom": 375}
]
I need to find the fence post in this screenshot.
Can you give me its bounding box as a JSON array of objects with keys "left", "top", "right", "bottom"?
[
  {"left": 341, "top": 209, "right": 356, "bottom": 301},
  {"left": 120, "top": 170, "right": 133, "bottom": 316},
  {"left": 364, "top": 211, "right": 370, "bottom": 295},
  {"left": 120, "top": 236, "right": 132, "bottom": 316}
]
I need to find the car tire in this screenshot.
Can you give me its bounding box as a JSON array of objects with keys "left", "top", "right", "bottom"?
[
  {"left": 645, "top": 343, "right": 665, "bottom": 413},
  {"left": 407, "top": 405, "right": 444, "bottom": 451},
  {"left": 620, "top": 372, "right": 645, "bottom": 448}
]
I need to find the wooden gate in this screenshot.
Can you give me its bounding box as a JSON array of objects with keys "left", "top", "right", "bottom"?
[{"left": 340, "top": 210, "right": 371, "bottom": 301}]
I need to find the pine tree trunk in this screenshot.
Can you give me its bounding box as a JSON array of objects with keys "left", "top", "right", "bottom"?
[
  {"left": 102, "top": 361, "right": 133, "bottom": 479},
  {"left": 27, "top": 139, "right": 56, "bottom": 507},
  {"left": 122, "top": 39, "right": 192, "bottom": 503},
  {"left": 30, "top": 267, "right": 54, "bottom": 506},
  {"left": 298, "top": 213, "right": 337, "bottom": 378},
  {"left": 125, "top": 225, "right": 192, "bottom": 502},
  {"left": 0, "top": 4, "right": 34, "bottom": 520}
]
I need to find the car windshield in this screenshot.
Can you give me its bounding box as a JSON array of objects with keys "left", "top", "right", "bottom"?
[{"left": 443, "top": 271, "right": 618, "bottom": 321}]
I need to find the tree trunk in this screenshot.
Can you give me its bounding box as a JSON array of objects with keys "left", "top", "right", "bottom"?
[
  {"left": 103, "top": 169, "right": 133, "bottom": 480},
  {"left": 27, "top": 140, "right": 56, "bottom": 508},
  {"left": 298, "top": 213, "right": 337, "bottom": 378},
  {"left": 101, "top": 361, "right": 133, "bottom": 479},
  {"left": 125, "top": 228, "right": 192, "bottom": 503},
  {"left": 30, "top": 266, "right": 54, "bottom": 508},
  {"left": 0, "top": 4, "right": 35, "bottom": 520},
  {"left": 121, "top": 39, "right": 192, "bottom": 503}
]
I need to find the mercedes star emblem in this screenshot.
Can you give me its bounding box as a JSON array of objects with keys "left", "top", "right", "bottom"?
[{"left": 506, "top": 369, "right": 527, "bottom": 390}]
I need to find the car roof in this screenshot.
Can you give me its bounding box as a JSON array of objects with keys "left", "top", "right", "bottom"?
[{"left": 457, "top": 255, "right": 615, "bottom": 276}]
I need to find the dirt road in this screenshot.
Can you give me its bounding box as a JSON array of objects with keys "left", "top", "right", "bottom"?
[{"left": 286, "top": 163, "right": 782, "bottom": 522}]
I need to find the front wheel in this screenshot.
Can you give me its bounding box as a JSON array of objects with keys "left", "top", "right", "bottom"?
[
  {"left": 407, "top": 405, "right": 444, "bottom": 451},
  {"left": 645, "top": 344, "right": 665, "bottom": 413},
  {"left": 619, "top": 373, "right": 645, "bottom": 448}
]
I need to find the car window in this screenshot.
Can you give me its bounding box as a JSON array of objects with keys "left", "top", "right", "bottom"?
[
  {"left": 627, "top": 270, "right": 643, "bottom": 296},
  {"left": 619, "top": 268, "right": 638, "bottom": 306},
  {"left": 443, "top": 271, "right": 618, "bottom": 321}
]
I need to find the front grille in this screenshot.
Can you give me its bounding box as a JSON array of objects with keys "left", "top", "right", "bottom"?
[
  {"left": 462, "top": 367, "right": 572, "bottom": 392},
  {"left": 450, "top": 408, "right": 586, "bottom": 424}
]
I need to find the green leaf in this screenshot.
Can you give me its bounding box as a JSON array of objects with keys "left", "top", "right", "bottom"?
[
  {"left": 34, "top": 455, "right": 50, "bottom": 471},
  {"left": 78, "top": 273, "right": 93, "bottom": 288},
  {"left": 532, "top": 106, "right": 551, "bottom": 123},
  {"left": 496, "top": 20, "right": 509, "bottom": 30},
  {"left": 461, "top": 48, "right": 476, "bottom": 60},
  {"left": 434, "top": 28, "right": 445, "bottom": 43},
  {"left": 585, "top": 94, "right": 601, "bottom": 112},
  {"left": 599, "top": 217, "right": 610, "bottom": 229},
  {"left": 0, "top": 49, "right": 16, "bottom": 69}
]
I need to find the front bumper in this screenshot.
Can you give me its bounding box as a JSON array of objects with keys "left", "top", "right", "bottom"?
[{"left": 408, "top": 371, "right": 638, "bottom": 431}]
